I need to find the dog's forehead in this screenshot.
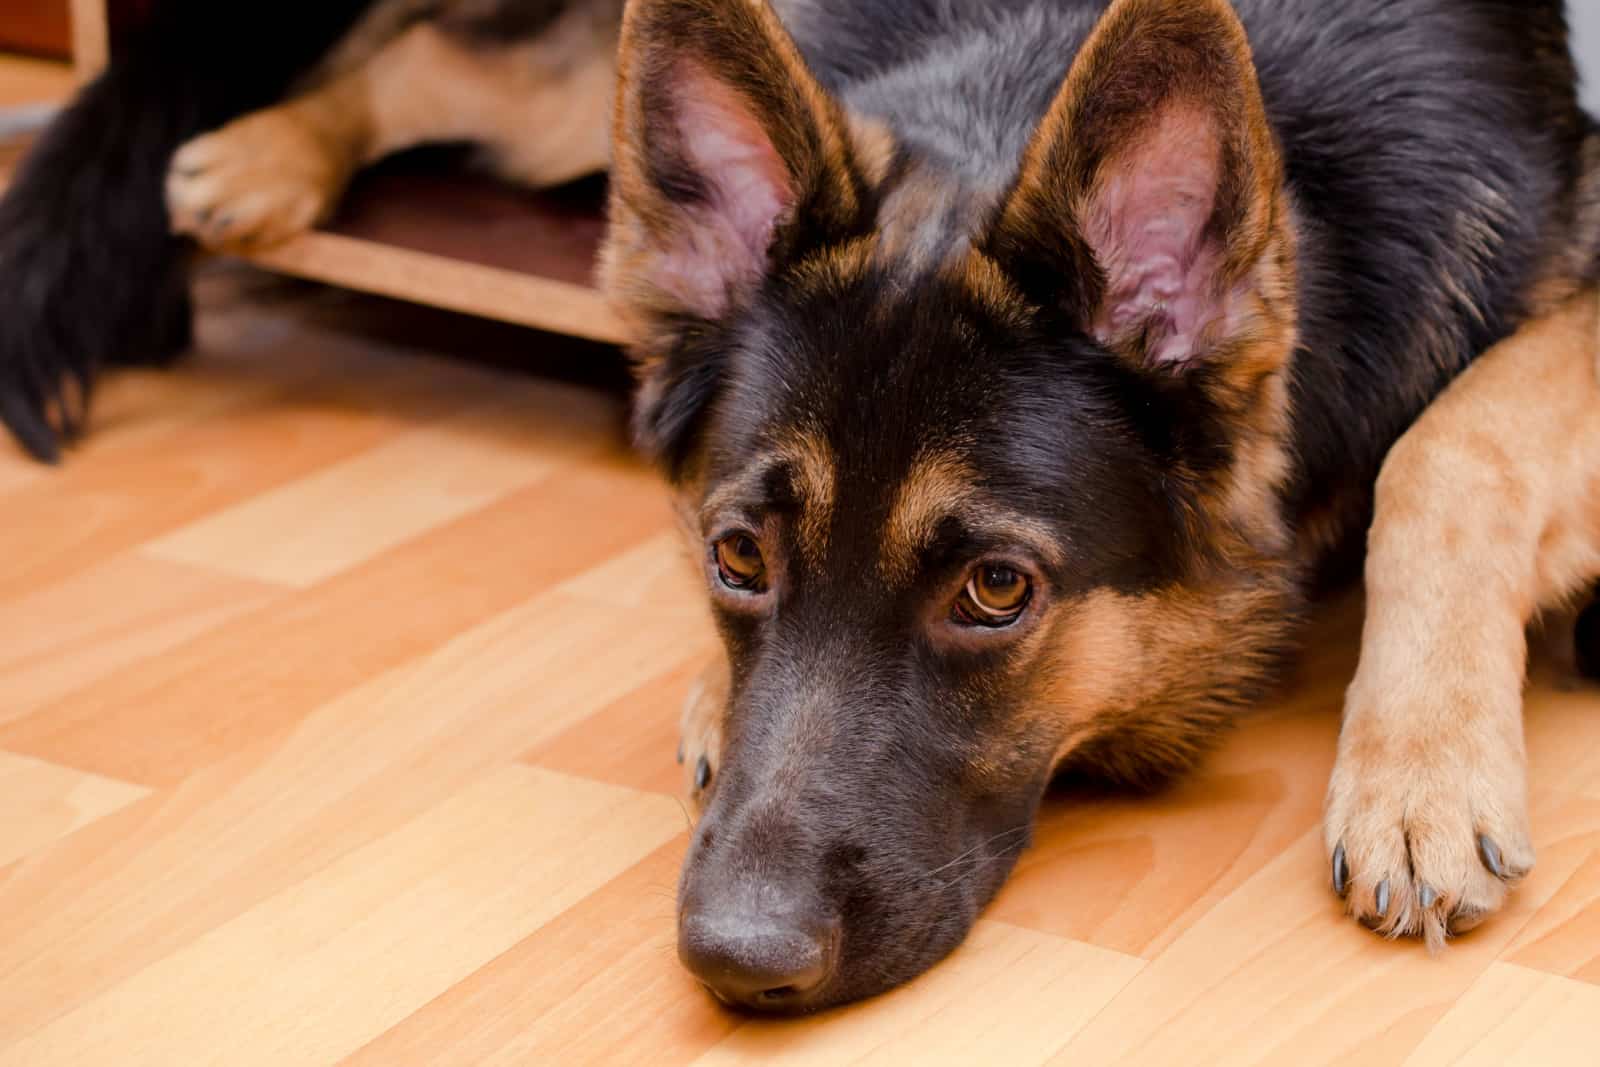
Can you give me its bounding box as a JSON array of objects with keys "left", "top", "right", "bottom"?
[
  {"left": 724, "top": 270, "right": 1010, "bottom": 458},
  {"left": 701, "top": 419, "right": 1068, "bottom": 584},
  {"left": 692, "top": 252, "right": 1179, "bottom": 583}
]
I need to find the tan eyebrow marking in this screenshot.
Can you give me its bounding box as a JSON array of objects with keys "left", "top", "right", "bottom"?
[
  {"left": 881, "top": 450, "right": 1064, "bottom": 582},
  {"left": 882, "top": 451, "right": 976, "bottom": 583},
  {"left": 775, "top": 430, "right": 836, "bottom": 567},
  {"left": 700, "top": 456, "right": 781, "bottom": 532},
  {"left": 697, "top": 432, "right": 836, "bottom": 566}
]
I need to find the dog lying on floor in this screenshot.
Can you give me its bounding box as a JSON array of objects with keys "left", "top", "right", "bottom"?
[{"left": 3, "top": 0, "right": 1599, "bottom": 1012}]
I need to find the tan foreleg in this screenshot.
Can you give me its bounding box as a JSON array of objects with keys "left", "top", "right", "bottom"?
[{"left": 1325, "top": 290, "right": 1600, "bottom": 946}]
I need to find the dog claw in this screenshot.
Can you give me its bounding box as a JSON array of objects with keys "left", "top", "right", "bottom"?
[
  {"left": 1419, "top": 884, "right": 1438, "bottom": 910},
  {"left": 1375, "top": 879, "right": 1390, "bottom": 918},
  {"left": 694, "top": 755, "right": 711, "bottom": 791},
  {"left": 676, "top": 739, "right": 685, "bottom": 765},
  {"left": 1479, "top": 834, "right": 1504, "bottom": 879},
  {"left": 1332, "top": 843, "right": 1349, "bottom": 897}
]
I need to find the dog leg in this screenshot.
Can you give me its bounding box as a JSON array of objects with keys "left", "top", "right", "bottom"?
[
  {"left": 166, "top": 2, "right": 617, "bottom": 252},
  {"left": 679, "top": 655, "right": 728, "bottom": 815},
  {"left": 1326, "top": 290, "right": 1600, "bottom": 946}
]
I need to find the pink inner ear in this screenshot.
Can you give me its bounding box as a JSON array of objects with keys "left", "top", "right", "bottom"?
[
  {"left": 651, "top": 63, "right": 798, "bottom": 319},
  {"left": 1082, "top": 105, "right": 1231, "bottom": 367}
]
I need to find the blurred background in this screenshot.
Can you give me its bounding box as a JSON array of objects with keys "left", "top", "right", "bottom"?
[
  {"left": 2, "top": 2, "right": 1599, "bottom": 106},
  {"left": 1, "top": 2, "right": 1599, "bottom": 104},
  {"left": 1578, "top": 4, "right": 1599, "bottom": 110}
]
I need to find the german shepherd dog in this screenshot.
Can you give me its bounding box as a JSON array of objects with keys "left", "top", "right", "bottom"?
[{"left": 4, "top": 0, "right": 1600, "bottom": 1013}]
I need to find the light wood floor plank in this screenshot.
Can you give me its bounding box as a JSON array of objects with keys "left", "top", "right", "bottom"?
[
  {"left": 529, "top": 654, "right": 713, "bottom": 796},
  {"left": 1045, "top": 790, "right": 1600, "bottom": 1066},
  {"left": 143, "top": 381, "right": 619, "bottom": 588},
  {"left": 0, "top": 554, "right": 280, "bottom": 726},
  {"left": 693, "top": 922, "right": 1142, "bottom": 1067},
  {"left": 551, "top": 529, "right": 706, "bottom": 611},
  {"left": 0, "top": 750, "right": 149, "bottom": 870},
  {"left": 1402, "top": 963, "right": 1600, "bottom": 1067},
  {"left": 0, "top": 586, "right": 711, "bottom": 1042},
  {"left": 0, "top": 765, "right": 682, "bottom": 1066},
  {"left": 1504, "top": 847, "right": 1600, "bottom": 985},
  {"left": 0, "top": 280, "right": 574, "bottom": 598},
  {"left": 143, "top": 414, "right": 565, "bottom": 588},
  {"left": 0, "top": 381, "right": 432, "bottom": 600},
  {"left": 0, "top": 463, "right": 676, "bottom": 786},
  {"left": 344, "top": 837, "right": 734, "bottom": 1067}
]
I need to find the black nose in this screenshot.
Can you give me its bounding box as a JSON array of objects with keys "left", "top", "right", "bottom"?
[{"left": 679, "top": 907, "right": 837, "bottom": 1011}]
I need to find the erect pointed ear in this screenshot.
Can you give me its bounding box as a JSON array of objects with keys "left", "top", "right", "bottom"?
[
  {"left": 982, "top": 0, "right": 1295, "bottom": 375},
  {"left": 600, "top": 0, "right": 873, "bottom": 472},
  {"left": 601, "top": 0, "right": 869, "bottom": 337}
]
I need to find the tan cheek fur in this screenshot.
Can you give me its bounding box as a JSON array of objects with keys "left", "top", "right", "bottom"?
[
  {"left": 1326, "top": 288, "right": 1600, "bottom": 948},
  {"left": 1038, "top": 571, "right": 1296, "bottom": 789}
]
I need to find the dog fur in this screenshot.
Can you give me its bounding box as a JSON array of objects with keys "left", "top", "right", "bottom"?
[{"left": 3, "top": 0, "right": 1599, "bottom": 1012}]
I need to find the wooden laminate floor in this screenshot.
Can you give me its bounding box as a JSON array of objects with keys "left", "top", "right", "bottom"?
[{"left": 4, "top": 55, "right": 1600, "bottom": 1067}]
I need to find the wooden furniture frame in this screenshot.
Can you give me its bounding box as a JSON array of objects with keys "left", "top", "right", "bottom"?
[{"left": 71, "top": 0, "right": 628, "bottom": 346}]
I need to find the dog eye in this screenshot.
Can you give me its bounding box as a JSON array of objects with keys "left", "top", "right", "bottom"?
[
  {"left": 954, "top": 564, "right": 1031, "bottom": 626},
  {"left": 714, "top": 533, "right": 766, "bottom": 591}
]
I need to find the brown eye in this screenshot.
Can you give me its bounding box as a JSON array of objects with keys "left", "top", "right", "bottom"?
[
  {"left": 955, "top": 564, "right": 1031, "bottom": 626},
  {"left": 714, "top": 533, "right": 766, "bottom": 591}
]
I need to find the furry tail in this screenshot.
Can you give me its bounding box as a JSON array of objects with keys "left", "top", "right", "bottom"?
[{"left": 0, "top": 0, "right": 371, "bottom": 461}]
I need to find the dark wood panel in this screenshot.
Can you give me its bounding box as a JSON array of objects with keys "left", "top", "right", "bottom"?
[
  {"left": 0, "top": 0, "right": 71, "bottom": 59},
  {"left": 329, "top": 169, "right": 608, "bottom": 290}
]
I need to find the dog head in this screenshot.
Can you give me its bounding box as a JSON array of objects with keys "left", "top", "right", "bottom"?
[{"left": 603, "top": 0, "right": 1302, "bottom": 1011}]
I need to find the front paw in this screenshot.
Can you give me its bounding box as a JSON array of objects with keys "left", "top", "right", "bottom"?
[
  {"left": 1324, "top": 689, "right": 1533, "bottom": 948},
  {"left": 166, "top": 107, "right": 348, "bottom": 252},
  {"left": 678, "top": 658, "right": 728, "bottom": 814}
]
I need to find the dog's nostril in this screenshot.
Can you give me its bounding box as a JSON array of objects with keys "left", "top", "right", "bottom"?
[{"left": 679, "top": 909, "right": 836, "bottom": 1012}]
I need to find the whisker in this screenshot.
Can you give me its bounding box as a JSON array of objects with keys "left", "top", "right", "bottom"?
[
  {"left": 918, "top": 823, "right": 1031, "bottom": 881},
  {"left": 672, "top": 796, "right": 697, "bottom": 834},
  {"left": 930, "top": 838, "right": 1030, "bottom": 893}
]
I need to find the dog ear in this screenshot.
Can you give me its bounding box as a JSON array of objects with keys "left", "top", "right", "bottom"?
[
  {"left": 602, "top": 0, "right": 871, "bottom": 468},
  {"left": 983, "top": 0, "right": 1294, "bottom": 378}
]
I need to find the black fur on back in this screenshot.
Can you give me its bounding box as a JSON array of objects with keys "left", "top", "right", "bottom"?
[{"left": 0, "top": 0, "right": 372, "bottom": 461}]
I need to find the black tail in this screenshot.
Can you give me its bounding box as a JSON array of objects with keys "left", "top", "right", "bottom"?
[{"left": 0, "top": 0, "right": 372, "bottom": 461}]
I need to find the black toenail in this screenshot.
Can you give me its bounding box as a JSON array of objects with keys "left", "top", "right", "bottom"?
[
  {"left": 1419, "top": 885, "right": 1438, "bottom": 909},
  {"left": 1479, "top": 835, "right": 1504, "bottom": 879},
  {"left": 1332, "top": 843, "right": 1349, "bottom": 897},
  {"left": 694, "top": 755, "right": 711, "bottom": 791},
  {"left": 1376, "top": 879, "right": 1390, "bottom": 918}
]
